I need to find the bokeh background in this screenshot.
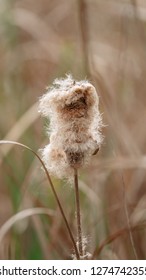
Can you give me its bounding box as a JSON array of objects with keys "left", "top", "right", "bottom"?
[{"left": 0, "top": 0, "right": 146, "bottom": 259}]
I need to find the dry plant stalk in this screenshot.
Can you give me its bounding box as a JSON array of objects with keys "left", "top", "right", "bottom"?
[
  {"left": 0, "top": 140, "right": 80, "bottom": 260},
  {"left": 39, "top": 74, "right": 103, "bottom": 259},
  {"left": 74, "top": 168, "right": 83, "bottom": 257}
]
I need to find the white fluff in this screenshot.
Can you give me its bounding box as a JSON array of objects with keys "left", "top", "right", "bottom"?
[{"left": 39, "top": 74, "right": 103, "bottom": 179}]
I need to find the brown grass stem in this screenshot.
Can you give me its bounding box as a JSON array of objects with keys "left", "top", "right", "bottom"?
[
  {"left": 74, "top": 168, "right": 83, "bottom": 257},
  {"left": 78, "top": 0, "right": 90, "bottom": 77},
  {"left": 0, "top": 140, "right": 80, "bottom": 260},
  {"left": 121, "top": 174, "right": 138, "bottom": 260},
  {"left": 92, "top": 222, "right": 146, "bottom": 260}
]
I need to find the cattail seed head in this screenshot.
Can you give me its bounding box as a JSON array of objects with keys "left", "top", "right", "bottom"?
[{"left": 39, "top": 74, "right": 103, "bottom": 179}]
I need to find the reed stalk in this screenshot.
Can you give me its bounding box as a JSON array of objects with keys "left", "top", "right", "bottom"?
[{"left": 74, "top": 168, "right": 83, "bottom": 257}]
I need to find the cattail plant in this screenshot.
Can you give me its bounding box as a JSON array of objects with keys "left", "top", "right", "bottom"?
[{"left": 39, "top": 74, "right": 103, "bottom": 259}]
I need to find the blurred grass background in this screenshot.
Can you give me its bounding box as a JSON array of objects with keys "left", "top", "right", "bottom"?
[{"left": 0, "top": 0, "right": 146, "bottom": 259}]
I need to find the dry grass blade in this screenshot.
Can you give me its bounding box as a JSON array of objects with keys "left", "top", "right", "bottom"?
[
  {"left": 121, "top": 174, "right": 138, "bottom": 259},
  {"left": 92, "top": 222, "right": 146, "bottom": 260},
  {"left": 78, "top": 0, "right": 90, "bottom": 77},
  {"left": 0, "top": 140, "right": 80, "bottom": 259},
  {"left": 0, "top": 207, "right": 55, "bottom": 244},
  {"left": 0, "top": 103, "right": 38, "bottom": 165},
  {"left": 91, "top": 157, "right": 146, "bottom": 170}
]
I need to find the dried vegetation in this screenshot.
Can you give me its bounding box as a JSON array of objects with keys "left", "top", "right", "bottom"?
[{"left": 0, "top": 0, "right": 146, "bottom": 259}]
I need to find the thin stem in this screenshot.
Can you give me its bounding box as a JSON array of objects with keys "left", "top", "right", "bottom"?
[
  {"left": 78, "top": 0, "right": 91, "bottom": 78},
  {"left": 74, "top": 168, "right": 83, "bottom": 257},
  {"left": 121, "top": 174, "right": 138, "bottom": 260},
  {"left": 92, "top": 221, "right": 146, "bottom": 260},
  {"left": 0, "top": 140, "right": 80, "bottom": 260}
]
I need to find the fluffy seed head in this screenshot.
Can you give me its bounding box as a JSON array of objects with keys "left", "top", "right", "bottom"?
[{"left": 39, "top": 74, "right": 103, "bottom": 179}]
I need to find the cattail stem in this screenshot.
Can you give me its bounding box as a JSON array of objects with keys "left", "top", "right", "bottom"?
[{"left": 74, "top": 168, "right": 83, "bottom": 257}]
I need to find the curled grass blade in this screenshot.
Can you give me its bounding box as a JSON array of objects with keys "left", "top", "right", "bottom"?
[
  {"left": 0, "top": 103, "right": 38, "bottom": 165},
  {"left": 0, "top": 207, "right": 54, "bottom": 243},
  {"left": 0, "top": 140, "right": 80, "bottom": 259},
  {"left": 92, "top": 222, "right": 146, "bottom": 259}
]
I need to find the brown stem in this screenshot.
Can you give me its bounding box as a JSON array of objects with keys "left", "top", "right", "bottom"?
[
  {"left": 78, "top": 0, "right": 90, "bottom": 78},
  {"left": 0, "top": 140, "right": 80, "bottom": 260},
  {"left": 121, "top": 174, "right": 138, "bottom": 259},
  {"left": 74, "top": 168, "right": 83, "bottom": 257},
  {"left": 92, "top": 222, "right": 146, "bottom": 260}
]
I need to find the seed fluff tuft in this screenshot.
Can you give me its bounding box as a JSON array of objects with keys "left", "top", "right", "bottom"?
[{"left": 39, "top": 74, "right": 103, "bottom": 179}]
